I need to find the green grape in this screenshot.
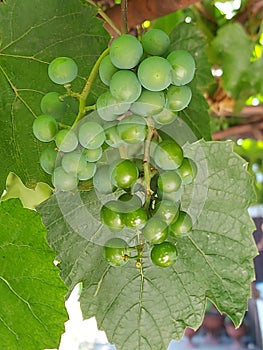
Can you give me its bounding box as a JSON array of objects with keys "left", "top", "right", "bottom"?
[
  {"left": 124, "top": 207, "right": 148, "bottom": 229},
  {"left": 118, "top": 193, "right": 142, "bottom": 212},
  {"left": 84, "top": 147, "right": 102, "bottom": 162},
  {"left": 142, "top": 217, "right": 168, "bottom": 244},
  {"left": 150, "top": 241, "right": 178, "bottom": 267},
  {"left": 78, "top": 121, "right": 105, "bottom": 149},
  {"left": 177, "top": 158, "right": 197, "bottom": 185},
  {"left": 55, "top": 129, "right": 78, "bottom": 152},
  {"left": 167, "top": 50, "right": 196, "bottom": 86},
  {"left": 153, "top": 140, "right": 183, "bottom": 170},
  {"left": 169, "top": 210, "right": 192, "bottom": 237},
  {"left": 93, "top": 165, "right": 116, "bottom": 194},
  {"left": 157, "top": 171, "right": 182, "bottom": 193},
  {"left": 141, "top": 29, "right": 170, "bottom": 56},
  {"left": 153, "top": 199, "right": 179, "bottom": 225},
  {"left": 137, "top": 56, "right": 172, "bottom": 91},
  {"left": 104, "top": 123, "right": 123, "bottom": 148},
  {"left": 100, "top": 200, "right": 124, "bottom": 230},
  {"left": 48, "top": 57, "right": 78, "bottom": 85},
  {"left": 33, "top": 114, "right": 58, "bottom": 142},
  {"left": 61, "top": 151, "right": 87, "bottom": 174},
  {"left": 40, "top": 92, "right": 67, "bottom": 120},
  {"left": 78, "top": 162, "right": 96, "bottom": 181},
  {"left": 111, "top": 159, "right": 139, "bottom": 189},
  {"left": 153, "top": 108, "right": 177, "bottom": 125},
  {"left": 52, "top": 166, "right": 78, "bottom": 191},
  {"left": 99, "top": 55, "right": 119, "bottom": 86},
  {"left": 117, "top": 114, "right": 147, "bottom": 144},
  {"left": 166, "top": 85, "right": 192, "bottom": 112},
  {"left": 110, "top": 70, "right": 142, "bottom": 103},
  {"left": 130, "top": 89, "right": 165, "bottom": 117},
  {"left": 157, "top": 187, "right": 183, "bottom": 203},
  {"left": 39, "top": 147, "right": 58, "bottom": 174},
  {"left": 96, "top": 90, "right": 130, "bottom": 121},
  {"left": 104, "top": 238, "right": 128, "bottom": 267},
  {"left": 110, "top": 34, "right": 143, "bottom": 69}
]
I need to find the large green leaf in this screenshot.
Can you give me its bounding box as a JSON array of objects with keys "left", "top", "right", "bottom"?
[
  {"left": 169, "top": 22, "right": 213, "bottom": 140},
  {"left": 0, "top": 0, "right": 110, "bottom": 192},
  {"left": 0, "top": 198, "right": 68, "bottom": 349},
  {"left": 38, "top": 140, "right": 257, "bottom": 350}
]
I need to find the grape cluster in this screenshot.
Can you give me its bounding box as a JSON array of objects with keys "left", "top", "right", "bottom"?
[
  {"left": 32, "top": 29, "right": 197, "bottom": 269},
  {"left": 33, "top": 57, "right": 108, "bottom": 191},
  {"left": 97, "top": 29, "right": 197, "bottom": 268}
]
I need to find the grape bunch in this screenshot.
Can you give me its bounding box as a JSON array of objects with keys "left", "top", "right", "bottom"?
[{"left": 32, "top": 28, "right": 197, "bottom": 269}]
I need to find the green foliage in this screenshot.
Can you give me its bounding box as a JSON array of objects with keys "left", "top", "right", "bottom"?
[
  {"left": 210, "top": 22, "right": 263, "bottom": 110},
  {"left": 0, "top": 0, "right": 110, "bottom": 192},
  {"left": 38, "top": 140, "right": 257, "bottom": 350},
  {"left": 0, "top": 199, "right": 68, "bottom": 349},
  {"left": 0, "top": 1, "right": 259, "bottom": 349}
]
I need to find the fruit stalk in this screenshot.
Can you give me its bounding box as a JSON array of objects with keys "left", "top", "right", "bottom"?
[{"left": 72, "top": 47, "right": 110, "bottom": 128}]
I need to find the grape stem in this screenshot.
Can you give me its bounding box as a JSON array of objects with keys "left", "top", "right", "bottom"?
[
  {"left": 143, "top": 117, "right": 155, "bottom": 209},
  {"left": 87, "top": 0, "right": 121, "bottom": 36},
  {"left": 121, "top": 0, "right": 129, "bottom": 34},
  {"left": 71, "top": 47, "right": 110, "bottom": 128}
]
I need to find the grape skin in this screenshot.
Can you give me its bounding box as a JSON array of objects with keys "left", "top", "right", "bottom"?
[
  {"left": 110, "top": 34, "right": 143, "bottom": 69},
  {"left": 137, "top": 56, "right": 172, "bottom": 92},
  {"left": 33, "top": 114, "right": 58, "bottom": 142},
  {"left": 48, "top": 57, "right": 78, "bottom": 85}
]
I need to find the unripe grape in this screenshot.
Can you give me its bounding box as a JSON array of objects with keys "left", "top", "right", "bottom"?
[
  {"left": 130, "top": 89, "right": 165, "bottom": 117},
  {"left": 104, "top": 238, "right": 128, "bottom": 267},
  {"left": 55, "top": 129, "right": 78, "bottom": 152},
  {"left": 78, "top": 162, "right": 96, "bottom": 181},
  {"left": 78, "top": 121, "right": 105, "bottom": 149},
  {"left": 169, "top": 211, "right": 193, "bottom": 237},
  {"left": 142, "top": 217, "right": 168, "bottom": 244},
  {"left": 84, "top": 147, "right": 102, "bottom": 162},
  {"left": 40, "top": 92, "right": 67, "bottom": 120},
  {"left": 124, "top": 207, "right": 148, "bottom": 229},
  {"left": 104, "top": 123, "right": 123, "bottom": 148},
  {"left": 157, "top": 171, "right": 182, "bottom": 193},
  {"left": 137, "top": 56, "right": 172, "bottom": 91},
  {"left": 153, "top": 109, "right": 177, "bottom": 125},
  {"left": 110, "top": 34, "right": 143, "bottom": 69},
  {"left": 167, "top": 50, "right": 195, "bottom": 86},
  {"left": 117, "top": 114, "right": 147, "bottom": 144},
  {"left": 99, "top": 55, "right": 119, "bottom": 85},
  {"left": 39, "top": 147, "right": 58, "bottom": 174},
  {"left": 177, "top": 158, "right": 197, "bottom": 185},
  {"left": 153, "top": 199, "right": 180, "bottom": 225},
  {"left": 153, "top": 140, "right": 183, "bottom": 170},
  {"left": 166, "top": 85, "right": 192, "bottom": 112},
  {"left": 61, "top": 151, "right": 87, "bottom": 174},
  {"left": 33, "top": 114, "right": 58, "bottom": 142},
  {"left": 141, "top": 29, "right": 170, "bottom": 56},
  {"left": 52, "top": 166, "right": 78, "bottom": 191},
  {"left": 96, "top": 90, "right": 130, "bottom": 121},
  {"left": 110, "top": 70, "right": 142, "bottom": 103},
  {"left": 93, "top": 165, "right": 116, "bottom": 194},
  {"left": 151, "top": 241, "right": 178, "bottom": 267},
  {"left": 100, "top": 200, "right": 124, "bottom": 230},
  {"left": 48, "top": 57, "right": 78, "bottom": 85},
  {"left": 111, "top": 159, "right": 139, "bottom": 189}
]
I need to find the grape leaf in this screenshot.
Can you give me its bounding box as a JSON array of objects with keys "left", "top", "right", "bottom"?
[
  {"left": 37, "top": 140, "right": 257, "bottom": 350},
  {"left": 169, "top": 22, "right": 213, "bottom": 140},
  {"left": 0, "top": 198, "right": 68, "bottom": 349},
  {"left": 209, "top": 22, "right": 259, "bottom": 109},
  {"left": 0, "top": 0, "right": 110, "bottom": 192}
]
